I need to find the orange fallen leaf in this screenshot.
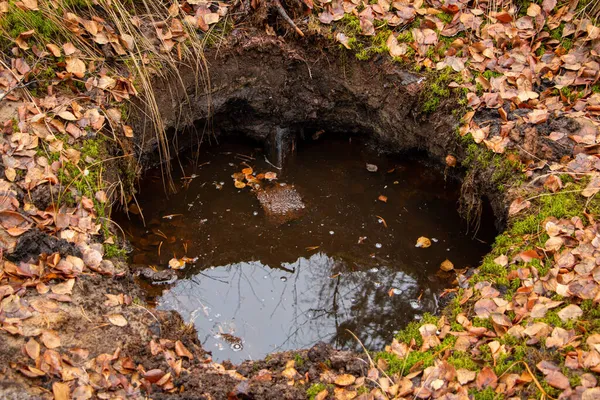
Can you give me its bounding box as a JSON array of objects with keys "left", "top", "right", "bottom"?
[
  {"left": 41, "top": 330, "right": 61, "bottom": 349},
  {"left": 334, "top": 374, "right": 356, "bottom": 386},
  {"left": 378, "top": 195, "right": 388, "bottom": 203},
  {"left": 415, "top": 236, "right": 431, "bottom": 248}
]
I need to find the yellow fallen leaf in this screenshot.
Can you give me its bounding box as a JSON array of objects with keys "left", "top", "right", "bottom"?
[{"left": 108, "top": 314, "right": 128, "bottom": 327}]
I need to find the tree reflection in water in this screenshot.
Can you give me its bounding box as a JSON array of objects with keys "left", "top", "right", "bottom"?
[{"left": 158, "top": 252, "right": 438, "bottom": 363}]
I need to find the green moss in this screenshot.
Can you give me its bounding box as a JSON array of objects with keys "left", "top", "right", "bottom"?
[
  {"left": 447, "top": 352, "right": 479, "bottom": 370},
  {"left": 473, "top": 317, "right": 494, "bottom": 330},
  {"left": 375, "top": 349, "right": 435, "bottom": 376},
  {"left": 357, "top": 386, "right": 370, "bottom": 395},
  {"left": 421, "top": 68, "right": 461, "bottom": 113},
  {"left": 482, "top": 70, "right": 502, "bottom": 80},
  {"left": 307, "top": 383, "right": 327, "bottom": 400},
  {"left": 511, "top": 187, "right": 587, "bottom": 238},
  {"left": 0, "top": 3, "right": 60, "bottom": 44},
  {"left": 536, "top": 310, "right": 576, "bottom": 330},
  {"left": 293, "top": 353, "right": 305, "bottom": 368},
  {"left": 437, "top": 12, "right": 453, "bottom": 24},
  {"left": 469, "top": 386, "right": 499, "bottom": 400}
]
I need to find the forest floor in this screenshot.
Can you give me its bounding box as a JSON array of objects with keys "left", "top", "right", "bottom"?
[{"left": 2, "top": 0, "right": 600, "bottom": 399}]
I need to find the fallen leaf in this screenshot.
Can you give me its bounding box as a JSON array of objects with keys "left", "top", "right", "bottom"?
[
  {"left": 107, "top": 314, "right": 128, "bottom": 327},
  {"left": 52, "top": 382, "right": 70, "bottom": 400},
  {"left": 440, "top": 259, "right": 454, "bottom": 271},
  {"left": 24, "top": 338, "right": 40, "bottom": 360},
  {"left": 378, "top": 195, "right": 388, "bottom": 203},
  {"left": 334, "top": 374, "right": 356, "bottom": 386},
  {"left": 415, "top": 237, "right": 431, "bottom": 248},
  {"left": 509, "top": 198, "right": 531, "bottom": 215},
  {"left": 41, "top": 330, "right": 61, "bottom": 349},
  {"left": 557, "top": 304, "right": 582, "bottom": 322},
  {"left": 582, "top": 176, "right": 600, "bottom": 197},
  {"left": 175, "top": 340, "right": 193, "bottom": 359}
]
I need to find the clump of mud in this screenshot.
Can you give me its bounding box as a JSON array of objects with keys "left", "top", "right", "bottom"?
[{"left": 256, "top": 184, "right": 305, "bottom": 223}]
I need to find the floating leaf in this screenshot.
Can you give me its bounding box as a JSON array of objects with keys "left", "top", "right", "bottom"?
[
  {"left": 440, "top": 259, "right": 454, "bottom": 272},
  {"left": 415, "top": 236, "right": 431, "bottom": 248}
]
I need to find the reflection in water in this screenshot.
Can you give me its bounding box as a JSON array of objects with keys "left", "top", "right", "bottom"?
[
  {"left": 115, "top": 136, "right": 496, "bottom": 363},
  {"left": 159, "top": 253, "right": 432, "bottom": 363}
]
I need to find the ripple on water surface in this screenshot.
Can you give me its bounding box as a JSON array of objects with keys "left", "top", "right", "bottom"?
[{"left": 116, "top": 135, "right": 496, "bottom": 363}]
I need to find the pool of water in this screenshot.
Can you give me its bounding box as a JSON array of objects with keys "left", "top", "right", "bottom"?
[{"left": 115, "top": 135, "right": 495, "bottom": 363}]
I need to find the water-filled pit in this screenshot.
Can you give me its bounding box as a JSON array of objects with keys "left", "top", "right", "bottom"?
[{"left": 116, "top": 134, "right": 496, "bottom": 363}]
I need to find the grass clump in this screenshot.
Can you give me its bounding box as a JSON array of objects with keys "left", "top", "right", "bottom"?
[{"left": 447, "top": 351, "right": 479, "bottom": 370}]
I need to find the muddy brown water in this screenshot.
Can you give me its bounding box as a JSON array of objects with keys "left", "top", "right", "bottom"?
[{"left": 115, "top": 135, "right": 496, "bottom": 363}]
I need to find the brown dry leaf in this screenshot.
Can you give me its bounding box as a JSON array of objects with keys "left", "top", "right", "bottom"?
[
  {"left": 22, "top": 0, "right": 38, "bottom": 10},
  {"left": 46, "top": 43, "right": 61, "bottom": 57},
  {"left": 242, "top": 167, "right": 253, "bottom": 175},
  {"left": 476, "top": 366, "right": 497, "bottom": 389},
  {"left": 557, "top": 304, "right": 582, "bottom": 322},
  {"left": 57, "top": 111, "right": 77, "bottom": 121},
  {"left": 336, "top": 32, "right": 351, "bottom": 49},
  {"left": 544, "top": 175, "right": 562, "bottom": 193},
  {"left": 264, "top": 172, "right": 277, "bottom": 181},
  {"left": 387, "top": 33, "right": 407, "bottom": 57},
  {"left": 52, "top": 382, "right": 70, "bottom": 400},
  {"left": 51, "top": 279, "right": 75, "bottom": 295},
  {"left": 66, "top": 58, "right": 86, "bottom": 78},
  {"left": 175, "top": 340, "right": 193, "bottom": 359},
  {"left": 582, "top": 175, "right": 600, "bottom": 197},
  {"left": 5, "top": 168, "right": 16, "bottom": 182},
  {"left": 41, "top": 330, "right": 61, "bottom": 349},
  {"left": 456, "top": 368, "right": 476, "bottom": 384},
  {"left": 107, "top": 314, "right": 128, "bottom": 327},
  {"left": 334, "top": 373, "right": 356, "bottom": 386},
  {"left": 24, "top": 338, "right": 40, "bottom": 360},
  {"left": 123, "top": 125, "right": 134, "bottom": 138},
  {"left": 415, "top": 236, "right": 431, "bottom": 248},
  {"left": 509, "top": 198, "right": 531, "bottom": 215}
]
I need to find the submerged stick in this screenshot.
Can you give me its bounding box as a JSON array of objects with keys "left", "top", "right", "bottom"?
[{"left": 273, "top": 0, "right": 304, "bottom": 37}]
